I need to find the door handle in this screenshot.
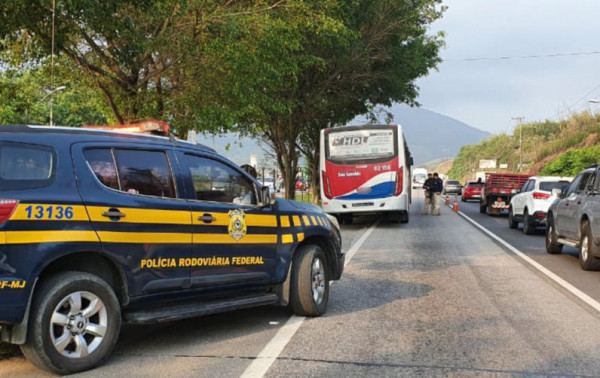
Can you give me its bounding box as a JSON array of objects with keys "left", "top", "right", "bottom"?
[
  {"left": 197, "top": 214, "right": 217, "bottom": 223},
  {"left": 101, "top": 209, "right": 126, "bottom": 220}
]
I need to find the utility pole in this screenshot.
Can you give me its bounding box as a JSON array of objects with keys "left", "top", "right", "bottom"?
[{"left": 512, "top": 116, "right": 524, "bottom": 172}]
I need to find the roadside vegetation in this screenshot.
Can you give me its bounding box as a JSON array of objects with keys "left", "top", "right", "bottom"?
[{"left": 447, "top": 111, "right": 600, "bottom": 182}]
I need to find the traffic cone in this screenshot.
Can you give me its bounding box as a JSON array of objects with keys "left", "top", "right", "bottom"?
[
  {"left": 452, "top": 197, "right": 459, "bottom": 212},
  {"left": 445, "top": 195, "right": 450, "bottom": 206}
]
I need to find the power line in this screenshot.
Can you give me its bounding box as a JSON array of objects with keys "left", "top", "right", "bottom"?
[{"left": 443, "top": 51, "right": 600, "bottom": 62}]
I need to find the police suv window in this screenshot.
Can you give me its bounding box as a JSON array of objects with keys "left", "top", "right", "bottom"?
[
  {"left": 84, "top": 149, "right": 119, "bottom": 190},
  {"left": 84, "top": 148, "right": 176, "bottom": 198},
  {"left": 0, "top": 143, "right": 54, "bottom": 190},
  {"left": 114, "top": 149, "right": 176, "bottom": 198},
  {"left": 184, "top": 154, "right": 256, "bottom": 205}
]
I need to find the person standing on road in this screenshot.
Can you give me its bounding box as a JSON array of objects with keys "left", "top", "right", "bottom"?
[
  {"left": 423, "top": 173, "right": 434, "bottom": 215},
  {"left": 431, "top": 172, "right": 444, "bottom": 216}
]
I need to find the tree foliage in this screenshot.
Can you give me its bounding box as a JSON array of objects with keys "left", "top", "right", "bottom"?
[
  {"left": 1, "top": 0, "right": 445, "bottom": 201},
  {"left": 541, "top": 146, "right": 600, "bottom": 177}
]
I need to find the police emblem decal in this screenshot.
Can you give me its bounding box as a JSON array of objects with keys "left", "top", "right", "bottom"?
[{"left": 228, "top": 209, "right": 247, "bottom": 240}]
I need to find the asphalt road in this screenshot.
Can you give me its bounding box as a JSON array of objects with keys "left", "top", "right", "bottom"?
[
  {"left": 4, "top": 190, "right": 600, "bottom": 377},
  {"left": 455, "top": 193, "right": 600, "bottom": 305}
]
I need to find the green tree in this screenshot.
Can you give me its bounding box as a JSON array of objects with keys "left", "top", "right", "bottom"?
[
  {"left": 0, "top": 0, "right": 291, "bottom": 134},
  {"left": 0, "top": 62, "right": 110, "bottom": 126}
]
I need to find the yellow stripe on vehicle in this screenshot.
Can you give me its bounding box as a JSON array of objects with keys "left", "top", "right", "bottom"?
[
  {"left": 11, "top": 204, "right": 89, "bottom": 221},
  {"left": 192, "top": 212, "right": 278, "bottom": 227},
  {"left": 0, "top": 231, "right": 6, "bottom": 244},
  {"left": 292, "top": 215, "right": 301, "bottom": 227},
  {"left": 297, "top": 233, "right": 305, "bottom": 242},
  {"left": 192, "top": 234, "right": 278, "bottom": 244},
  {"left": 5, "top": 231, "right": 99, "bottom": 244},
  {"left": 303, "top": 215, "right": 311, "bottom": 226},
  {"left": 88, "top": 207, "right": 190, "bottom": 224},
  {"left": 280, "top": 216, "right": 291, "bottom": 228},
  {"left": 282, "top": 234, "right": 294, "bottom": 244},
  {"left": 97, "top": 232, "right": 191, "bottom": 244},
  {"left": 311, "top": 216, "right": 318, "bottom": 226}
]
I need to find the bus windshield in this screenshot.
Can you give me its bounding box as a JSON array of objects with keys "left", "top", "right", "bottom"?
[{"left": 326, "top": 128, "right": 397, "bottom": 164}]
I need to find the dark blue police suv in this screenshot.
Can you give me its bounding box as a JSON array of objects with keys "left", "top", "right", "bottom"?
[{"left": 0, "top": 124, "right": 344, "bottom": 374}]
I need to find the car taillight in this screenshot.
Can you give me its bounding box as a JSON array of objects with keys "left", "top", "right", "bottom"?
[
  {"left": 533, "top": 192, "right": 551, "bottom": 199},
  {"left": 394, "top": 167, "right": 404, "bottom": 196},
  {"left": 322, "top": 171, "right": 332, "bottom": 199},
  {"left": 0, "top": 199, "right": 18, "bottom": 226}
]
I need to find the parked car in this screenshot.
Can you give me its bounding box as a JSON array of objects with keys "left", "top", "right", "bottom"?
[
  {"left": 508, "top": 176, "right": 572, "bottom": 234},
  {"left": 442, "top": 180, "right": 463, "bottom": 195},
  {"left": 0, "top": 124, "right": 344, "bottom": 374},
  {"left": 296, "top": 178, "right": 308, "bottom": 190},
  {"left": 546, "top": 165, "right": 600, "bottom": 270},
  {"left": 461, "top": 181, "right": 484, "bottom": 202}
]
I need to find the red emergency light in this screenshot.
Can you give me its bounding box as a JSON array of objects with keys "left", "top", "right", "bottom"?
[{"left": 81, "top": 120, "right": 170, "bottom": 136}]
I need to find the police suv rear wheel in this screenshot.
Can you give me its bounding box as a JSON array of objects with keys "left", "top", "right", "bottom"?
[
  {"left": 21, "top": 271, "right": 121, "bottom": 375},
  {"left": 290, "top": 245, "right": 329, "bottom": 316}
]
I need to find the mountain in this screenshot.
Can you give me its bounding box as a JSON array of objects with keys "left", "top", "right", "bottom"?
[
  {"left": 194, "top": 104, "right": 491, "bottom": 168},
  {"left": 350, "top": 104, "right": 491, "bottom": 165}
]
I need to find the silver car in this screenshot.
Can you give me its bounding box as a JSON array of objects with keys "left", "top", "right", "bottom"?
[{"left": 546, "top": 165, "right": 600, "bottom": 271}]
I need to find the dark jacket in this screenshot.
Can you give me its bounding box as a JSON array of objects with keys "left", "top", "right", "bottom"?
[{"left": 430, "top": 177, "right": 443, "bottom": 193}]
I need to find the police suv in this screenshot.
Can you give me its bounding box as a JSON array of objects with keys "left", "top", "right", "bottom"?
[{"left": 0, "top": 124, "right": 344, "bottom": 374}]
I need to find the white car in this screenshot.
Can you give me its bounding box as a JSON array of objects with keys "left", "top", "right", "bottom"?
[{"left": 508, "top": 176, "right": 572, "bottom": 234}]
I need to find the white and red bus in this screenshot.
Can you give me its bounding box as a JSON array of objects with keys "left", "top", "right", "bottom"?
[{"left": 319, "top": 124, "right": 413, "bottom": 224}]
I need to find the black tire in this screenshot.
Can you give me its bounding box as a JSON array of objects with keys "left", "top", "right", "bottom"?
[
  {"left": 290, "top": 245, "right": 329, "bottom": 317},
  {"left": 479, "top": 201, "right": 486, "bottom": 214},
  {"left": 522, "top": 209, "right": 534, "bottom": 235},
  {"left": 21, "top": 272, "right": 121, "bottom": 375},
  {"left": 400, "top": 211, "right": 409, "bottom": 224},
  {"left": 545, "top": 214, "right": 563, "bottom": 254},
  {"left": 579, "top": 221, "right": 600, "bottom": 271},
  {"left": 508, "top": 208, "right": 518, "bottom": 229}
]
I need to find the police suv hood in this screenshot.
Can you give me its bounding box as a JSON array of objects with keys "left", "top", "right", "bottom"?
[{"left": 275, "top": 198, "right": 322, "bottom": 213}]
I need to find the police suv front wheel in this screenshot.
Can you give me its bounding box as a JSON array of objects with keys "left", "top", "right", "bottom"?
[
  {"left": 290, "top": 245, "right": 329, "bottom": 317},
  {"left": 21, "top": 271, "right": 121, "bottom": 375}
]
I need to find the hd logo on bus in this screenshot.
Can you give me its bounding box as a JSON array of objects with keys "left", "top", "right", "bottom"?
[{"left": 332, "top": 136, "right": 368, "bottom": 146}]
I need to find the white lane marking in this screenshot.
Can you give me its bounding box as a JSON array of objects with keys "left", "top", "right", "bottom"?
[
  {"left": 240, "top": 221, "right": 379, "bottom": 378},
  {"left": 456, "top": 209, "right": 600, "bottom": 313}
]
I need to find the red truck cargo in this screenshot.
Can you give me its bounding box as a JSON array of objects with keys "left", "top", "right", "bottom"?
[{"left": 479, "top": 173, "right": 531, "bottom": 215}]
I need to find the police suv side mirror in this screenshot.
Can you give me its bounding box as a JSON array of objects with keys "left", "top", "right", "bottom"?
[{"left": 260, "top": 186, "right": 274, "bottom": 206}]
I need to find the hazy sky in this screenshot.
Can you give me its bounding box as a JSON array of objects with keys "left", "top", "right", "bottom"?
[{"left": 415, "top": 0, "right": 600, "bottom": 135}]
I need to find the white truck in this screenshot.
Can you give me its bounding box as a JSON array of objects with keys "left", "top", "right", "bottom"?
[{"left": 412, "top": 167, "right": 428, "bottom": 189}]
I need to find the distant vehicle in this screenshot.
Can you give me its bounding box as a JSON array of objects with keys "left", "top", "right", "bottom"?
[
  {"left": 412, "top": 167, "right": 427, "bottom": 189},
  {"left": 480, "top": 173, "right": 531, "bottom": 215},
  {"left": 546, "top": 165, "right": 600, "bottom": 270},
  {"left": 442, "top": 180, "right": 463, "bottom": 195},
  {"left": 320, "top": 124, "right": 413, "bottom": 224},
  {"left": 461, "top": 181, "right": 484, "bottom": 202},
  {"left": 295, "top": 178, "right": 308, "bottom": 190},
  {"left": 508, "top": 176, "right": 572, "bottom": 234}
]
